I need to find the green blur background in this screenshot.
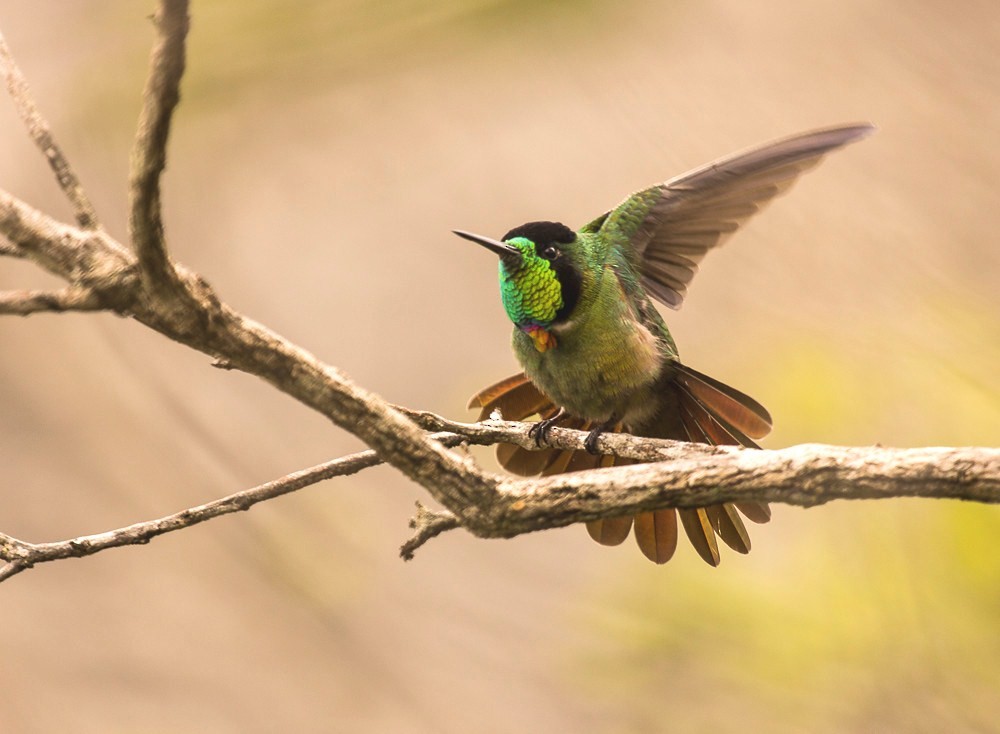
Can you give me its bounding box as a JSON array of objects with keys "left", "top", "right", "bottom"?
[{"left": 1, "top": 1, "right": 998, "bottom": 732}]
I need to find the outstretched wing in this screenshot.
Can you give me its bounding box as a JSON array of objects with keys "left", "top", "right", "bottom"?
[{"left": 581, "top": 123, "right": 875, "bottom": 309}]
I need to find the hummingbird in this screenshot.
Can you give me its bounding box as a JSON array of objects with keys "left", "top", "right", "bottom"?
[{"left": 455, "top": 123, "right": 874, "bottom": 565}]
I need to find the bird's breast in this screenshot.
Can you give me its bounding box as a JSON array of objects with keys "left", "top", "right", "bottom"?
[{"left": 513, "top": 312, "right": 666, "bottom": 425}]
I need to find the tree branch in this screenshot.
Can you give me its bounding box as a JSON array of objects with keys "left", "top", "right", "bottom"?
[
  {"left": 0, "top": 240, "right": 24, "bottom": 257},
  {"left": 469, "top": 443, "right": 1000, "bottom": 538},
  {"left": 0, "top": 431, "right": 469, "bottom": 579},
  {"left": 0, "top": 29, "right": 100, "bottom": 229},
  {"left": 128, "top": 0, "right": 189, "bottom": 299},
  {"left": 394, "top": 406, "right": 720, "bottom": 463},
  {"left": 0, "top": 189, "right": 137, "bottom": 304},
  {"left": 1, "top": 413, "right": 994, "bottom": 576},
  {"left": 400, "top": 503, "right": 460, "bottom": 561},
  {"left": 0, "top": 287, "right": 103, "bottom": 315},
  {"left": 401, "top": 429, "right": 1000, "bottom": 555}
]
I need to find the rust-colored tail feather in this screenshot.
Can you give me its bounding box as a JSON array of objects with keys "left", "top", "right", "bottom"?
[
  {"left": 706, "top": 504, "right": 752, "bottom": 554},
  {"left": 632, "top": 509, "right": 679, "bottom": 563},
  {"left": 587, "top": 516, "right": 634, "bottom": 546},
  {"left": 678, "top": 508, "right": 721, "bottom": 566},
  {"left": 673, "top": 363, "right": 772, "bottom": 439}
]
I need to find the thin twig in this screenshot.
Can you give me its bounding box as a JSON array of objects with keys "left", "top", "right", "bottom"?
[
  {"left": 0, "top": 287, "right": 103, "bottom": 315},
  {"left": 128, "top": 0, "right": 189, "bottom": 295},
  {"left": 400, "top": 502, "right": 460, "bottom": 560},
  {"left": 394, "top": 405, "right": 719, "bottom": 462},
  {"left": 0, "top": 240, "right": 24, "bottom": 257},
  {"left": 0, "top": 431, "right": 470, "bottom": 581},
  {"left": 0, "top": 561, "right": 29, "bottom": 583},
  {"left": 0, "top": 189, "right": 134, "bottom": 277},
  {"left": 0, "top": 29, "right": 100, "bottom": 229}
]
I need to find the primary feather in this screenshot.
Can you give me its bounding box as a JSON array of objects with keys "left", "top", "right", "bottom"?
[{"left": 586, "top": 123, "right": 875, "bottom": 308}]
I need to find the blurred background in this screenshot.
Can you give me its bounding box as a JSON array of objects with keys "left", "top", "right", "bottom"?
[{"left": 1, "top": 0, "right": 998, "bottom": 731}]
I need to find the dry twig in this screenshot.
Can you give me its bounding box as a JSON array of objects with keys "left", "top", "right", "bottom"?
[
  {"left": 0, "top": 28, "right": 100, "bottom": 229},
  {"left": 128, "top": 0, "right": 190, "bottom": 299},
  {"left": 0, "top": 432, "right": 469, "bottom": 581},
  {"left": 0, "top": 287, "right": 103, "bottom": 315}
]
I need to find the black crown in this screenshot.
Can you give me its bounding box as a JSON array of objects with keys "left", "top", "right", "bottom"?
[{"left": 502, "top": 221, "right": 576, "bottom": 246}]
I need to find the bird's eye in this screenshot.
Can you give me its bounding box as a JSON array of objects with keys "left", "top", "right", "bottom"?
[{"left": 540, "top": 246, "right": 559, "bottom": 260}]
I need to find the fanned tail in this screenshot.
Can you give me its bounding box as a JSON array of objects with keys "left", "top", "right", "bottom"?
[
  {"left": 467, "top": 365, "right": 772, "bottom": 565},
  {"left": 673, "top": 362, "right": 772, "bottom": 533}
]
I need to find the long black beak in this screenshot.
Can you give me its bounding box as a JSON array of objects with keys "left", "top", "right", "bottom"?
[{"left": 453, "top": 229, "right": 523, "bottom": 269}]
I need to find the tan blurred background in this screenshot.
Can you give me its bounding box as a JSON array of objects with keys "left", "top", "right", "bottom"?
[{"left": 1, "top": 1, "right": 998, "bottom": 732}]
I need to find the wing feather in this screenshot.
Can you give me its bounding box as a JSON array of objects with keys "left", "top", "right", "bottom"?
[{"left": 591, "top": 123, "right": 874, "bottom": 308}]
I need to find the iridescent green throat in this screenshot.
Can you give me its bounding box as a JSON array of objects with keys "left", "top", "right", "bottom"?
[{"left": 498, "top": 238, "right": 563, "bottom": 330}]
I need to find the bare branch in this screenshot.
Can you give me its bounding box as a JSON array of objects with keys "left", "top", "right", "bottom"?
[
  {"left": 0, "top": 446, "right": 389, "bottom": 577},
  {"left": 0, "top": 187, "right": 75, "bottom": 253},
  {"left": 128, "top": 0, "right": 189, "bottom": 296},
  {"left": 0, "top": 189, "right": 137, "bottom": 305},
  {"left": 400, "top": 502, "right": 460, "bottom": 561},
  {"left": 1, "top": 392, "right": 995, "bottom": 579},
  {"left": 458, "top": 443, "right": 1000, "bottom": 542},
  {"left": 403, "top": 419, "right": 1000, "bottom": 550},
  {"left": 395, "top": 406, "right": 719, "bottom": 463},
  {"left": 0, "top": 240, "right": 24, "bottom": 257},
  {"left": 0, "top": 431, "right": 473, "bottom": 581},
  {"left": 0, "top": 287, "right": 103, "bottom": 315},
  {"left": 0, "top": 560, "right": 29, "bottom": 583},
  {"left": 0, "top": 28, "right": 100, "bottom": 229}
]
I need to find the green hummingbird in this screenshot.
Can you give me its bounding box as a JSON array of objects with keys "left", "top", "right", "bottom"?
[{"left": 456, "top": 123, "right": 874, "bottom": 565}]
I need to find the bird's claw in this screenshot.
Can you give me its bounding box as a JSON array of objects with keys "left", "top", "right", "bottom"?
[
  {"left": 528, "top": 417, "right": 557, "bottom": 447},
  {"left": 585, "top": 419, "right": 617, "bottom": 455},
  {"left": 584, "top": 426, "right": 603, "bottom": 455},
  {"left": 528, "top": 410, "right": 566, "bottom": 447}
]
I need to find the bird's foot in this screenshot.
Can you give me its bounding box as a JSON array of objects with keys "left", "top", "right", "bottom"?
[
  {"left": 584, "top": 427, "right": 602, "bottom": 454},
  {"left": 528, "top": 409, "right": 567, "bottom": 447},
  {"left": 584, "top": 418, "right": 618, "bottom": 455}
]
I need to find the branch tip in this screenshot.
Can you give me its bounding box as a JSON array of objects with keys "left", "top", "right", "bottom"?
[
  {"left": 0, "top": 29, "right": 100, "bottom": 229},
  {"left": 401, "top": 503, "right": 460, "bottom": 561}
]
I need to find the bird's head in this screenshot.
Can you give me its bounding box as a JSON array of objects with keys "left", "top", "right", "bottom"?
[{"left": 454, "top": 222, "right": 583, "bottom": 351}]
